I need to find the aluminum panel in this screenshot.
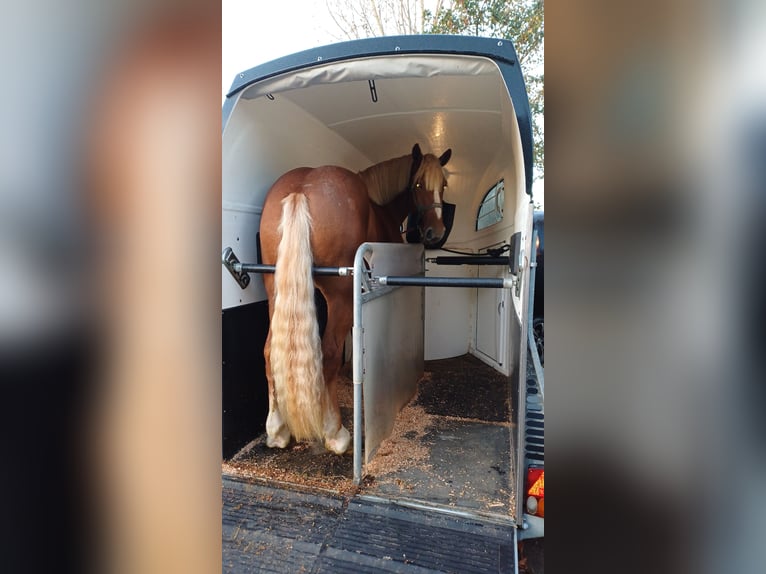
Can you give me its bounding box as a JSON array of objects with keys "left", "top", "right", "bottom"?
[
  {"left": 366, "top": 242, "right": 424, "bottom": 278},
  {"left": 352, "top": 243, "right": 424, "bottom": 467},
  {"left": 362, "top": 284, "right": 424, "bottom": 463},
  {"left": 512, "top": 206, "right": 534, "bottom": 526}
]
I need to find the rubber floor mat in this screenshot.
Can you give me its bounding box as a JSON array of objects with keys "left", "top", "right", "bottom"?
[{"left": 223, "top": 476, "right": 516, "bottom": 573}]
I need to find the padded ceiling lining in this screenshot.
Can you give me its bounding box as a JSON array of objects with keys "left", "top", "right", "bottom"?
[
  {"left": 262, "top": 60, "right": 513, "bottom": 205},
  {"left": 229, "top": 53, "right": 522, "bottom": 233}
]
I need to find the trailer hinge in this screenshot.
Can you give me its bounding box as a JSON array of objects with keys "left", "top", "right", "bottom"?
[{"left": 222, "top": 247, "right": 250, "bottom": 290}]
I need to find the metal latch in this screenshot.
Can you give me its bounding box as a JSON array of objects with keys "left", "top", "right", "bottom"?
[{"left": 222, "top": 247, "right": 250, "bottom": 290}]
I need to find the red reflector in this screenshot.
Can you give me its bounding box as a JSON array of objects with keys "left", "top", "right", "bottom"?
[{"left": 527, "top": 468, "right": 544, "bottom": 497}]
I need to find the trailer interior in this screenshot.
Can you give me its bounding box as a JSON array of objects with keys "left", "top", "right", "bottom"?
[{"left": 222, "top": 37, "right": 542, "bottom": 573}]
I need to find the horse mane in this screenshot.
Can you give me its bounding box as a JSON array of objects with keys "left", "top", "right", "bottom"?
[
  {"left": 412, "top": 154, "right": 449, "bottom": 195},
  {"left": 357, "top": 154, "right": 412, "bottom": 206},
  {"left": 358, "top": 152, "right": 448, "bottom": 206}
]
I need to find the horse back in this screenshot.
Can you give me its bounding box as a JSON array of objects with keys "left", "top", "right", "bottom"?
[{"left": 260, "top": 165, "right": 371, "bottom": 268}]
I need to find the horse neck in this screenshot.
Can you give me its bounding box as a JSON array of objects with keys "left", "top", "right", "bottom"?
[
  {"left": 358, "top": 154, "right": 413, "bottom": 205},
  {"left": 366, "top": 186, "right": 414, "bottom": 243},
  {"left": 382, "top": 187, "right": 414, "bottom": 224}
]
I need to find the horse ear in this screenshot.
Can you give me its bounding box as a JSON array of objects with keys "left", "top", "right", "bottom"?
[
  {"left": 439, "top": 148, "right": 452, "bottom": 166},
  {"left": 412, "top": 143, "right": 423, "bottom": 163}
]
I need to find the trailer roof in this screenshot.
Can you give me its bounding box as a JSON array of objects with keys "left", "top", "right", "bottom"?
[{"left": 223, "top": 35, "right": 534, "bottom": 196}]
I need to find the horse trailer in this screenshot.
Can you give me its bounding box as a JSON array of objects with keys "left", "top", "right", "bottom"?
[{"left": 222, "top": 35, "right": 544, "bottom": 573}]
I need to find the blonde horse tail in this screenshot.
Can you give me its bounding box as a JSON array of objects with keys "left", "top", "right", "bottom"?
[{"left": 269, "top": 193, "right": 325, "bottom": 442}]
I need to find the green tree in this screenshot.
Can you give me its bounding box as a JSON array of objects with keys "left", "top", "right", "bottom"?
[
  {"left": 325, "top": 0, "right": 441, "bottom": 38},
  {"left": 426, "top": 0, "right": 544, "bottom": 181}
]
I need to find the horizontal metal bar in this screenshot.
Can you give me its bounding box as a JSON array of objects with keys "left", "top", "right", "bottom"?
[
  {"left": 377, "top": 276, "right": 514, "bottom": 288},
  {"left": 357, "top": 494, "right": 516, "bottom": 526},
  {"left": 234, "top": 263, "right": 353, "bottom": 276},
  {"left": 427, "top": 256, "right": 510, "bottom": 266}
]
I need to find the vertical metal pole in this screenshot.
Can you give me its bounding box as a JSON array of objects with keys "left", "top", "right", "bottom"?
[
  {"left": 352, "top": 243, "right": 373, "bottom": 484},
  {"left": 527, "top": 228, "right": 544, "bottom": 397},
  {"left": 514, "top": 206, "right": 534, "bottom": 526},
  {"left": 527, "top": 229, "right": 538, "bottom": 330}
]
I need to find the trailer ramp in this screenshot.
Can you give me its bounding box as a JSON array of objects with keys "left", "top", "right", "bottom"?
[{"left": 223, "top": 476, "right": 517, "bottom": 573}]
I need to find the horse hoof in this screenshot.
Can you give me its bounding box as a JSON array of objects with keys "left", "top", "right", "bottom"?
[
  {"left": 266, "top": 410, "right": 290, "bottom": 448},
  {"left": 325, "top": 426, "right": 351, "bottom": 454},
  {"left": 266, "top": 433, "right": 290, "bottom": 449}
]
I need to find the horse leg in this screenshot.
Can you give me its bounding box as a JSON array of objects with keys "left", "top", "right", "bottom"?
[
  {"left": 317, "top": 282, "right": 353, "bottom": 454},
  {"left": 263, "top": 281, "right": 291, "bottom": 449},
  {"left": 264, "top": 331, "right": 291, "bottom": 448}
]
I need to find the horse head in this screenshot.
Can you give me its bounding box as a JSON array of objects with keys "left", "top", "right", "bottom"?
[{"left": 409, "top": 143, "right": 452, "bottom": 248}]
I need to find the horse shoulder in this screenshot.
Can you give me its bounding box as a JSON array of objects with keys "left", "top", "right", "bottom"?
[{"left": 367, "top": 203, "right": 402, "bottom": 243}]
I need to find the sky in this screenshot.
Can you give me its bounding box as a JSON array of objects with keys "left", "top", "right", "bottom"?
[
  {"left": 223, "top": 0, "right": 349, "bottom": 95},
  {"left": 222, "top": 0, "right": 543, "bottom": 206}
]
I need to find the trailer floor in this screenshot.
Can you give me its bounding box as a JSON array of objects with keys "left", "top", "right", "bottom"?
[
  {"left": 366, "top": 354, "right": 513, "bottom": 515},
  {"left": 223, "top": 354, "right": 527, "bottom": 572},
  {"left": 223, "top": 476, "right": 516, "bottom": 574},
  {"left": 225, "top": 354, "right": 514, "bottom": 517},
  {"left": 223, "top": 354, "right": 518, "bottom": 571}
]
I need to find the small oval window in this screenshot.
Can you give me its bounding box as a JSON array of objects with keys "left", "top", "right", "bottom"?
[{"left": 476, "top": 180, "right": 505, "bottom": 231}]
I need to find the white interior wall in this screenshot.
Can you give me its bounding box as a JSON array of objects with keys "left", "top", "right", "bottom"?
[
  {"left": 423, "top": 258, "right": 475, "bottom": 359},
  {"left": 423, "top": 87, "right": 526, "bottom": 361},
  {"left": 222, "top": 95, "right": 370, "bottom": 308},
  {"left": 223, "top": 54, "right": 529, "bottom": 368}
]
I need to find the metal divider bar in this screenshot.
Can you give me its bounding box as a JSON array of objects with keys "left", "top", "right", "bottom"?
[
  {"left": 377, "top": 276, "right": 515, "bottom": 288},
  {"left": 426, "top": 256, "right": 511, "bottom": 266},
  {"left": 222, "top": 247, "right": 353, "bottom": 289},
  {"left": 236, "top": 263, "right": 354, "bottom": 276}
]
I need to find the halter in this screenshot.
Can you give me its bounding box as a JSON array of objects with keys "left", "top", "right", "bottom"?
[
  {"left": 400, "top": 181, "right": 446, "bottom": 241},
  {"left": 411, "top": 182, "right": 444, "bottom": 215}
]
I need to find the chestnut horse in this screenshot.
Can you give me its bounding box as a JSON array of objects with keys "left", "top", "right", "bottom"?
[{"left": 259, "top": 143, "right": 452, "bottom": 454}]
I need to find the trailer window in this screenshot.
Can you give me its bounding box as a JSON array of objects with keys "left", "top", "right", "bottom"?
[{"left": 476, "top": 180, "right": 505, "bottom": 231}]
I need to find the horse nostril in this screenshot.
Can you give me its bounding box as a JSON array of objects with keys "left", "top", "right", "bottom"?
[{"left": 425, "top": 228, "right": 434, "bottom": 242}]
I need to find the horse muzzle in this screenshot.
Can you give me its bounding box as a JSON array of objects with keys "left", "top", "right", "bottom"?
[
  {"left": 424, "top": 227, "right": 441, "bottom": 245},
  {"left": 406, "top": 202, "right": 456, "bottom": 249}
]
